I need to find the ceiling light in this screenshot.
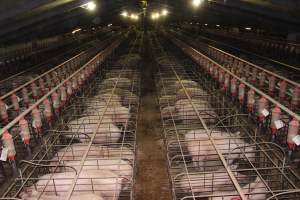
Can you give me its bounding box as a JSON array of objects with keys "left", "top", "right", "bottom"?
[
  {"left": 130, "top": 14, "right": 135, "bottom": 19},
  {"left": 121, "top": 11, "right": 128, "bottom": 17},
  {"left": 151, "top": 12, "right": 160, "bottom": 20},
  {"left": 192, "top": 0, "right": 203, "bottom": 7},
  {"left": 130, "top": 14, "right": 139, "bottom": 21},
  {"left": 81, "top": 1, "right": 96, "bottom": 11},
  {"left": 245, "top": 27, "right": 252, "bottom": 30},
  {"left": 72, "top": 28, "right": 82, "bottom": 34},
  {"left": 204, "top": 23, "right": 208, "bottom": 26},
  {"left": 162, "top": 9, "right": 168, "bottom": 16},
  {"left": 216, "top": 24, "right": 220, "bottom": 27}
]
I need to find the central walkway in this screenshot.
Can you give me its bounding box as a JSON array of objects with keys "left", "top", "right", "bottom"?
[{"left": 135, "top": 35, "right": 172, "bottom": 200}]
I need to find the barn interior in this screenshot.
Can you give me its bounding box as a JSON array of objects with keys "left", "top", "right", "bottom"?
[{"left": 0, "top": 1, "right": 300, "bottom": 200}]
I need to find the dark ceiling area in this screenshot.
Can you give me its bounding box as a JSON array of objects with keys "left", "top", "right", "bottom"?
[{"left": 0, "top": 0, "right": 299, "bottom": 44}]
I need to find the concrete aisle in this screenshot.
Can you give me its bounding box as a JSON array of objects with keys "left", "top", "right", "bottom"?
[{"left": 134, "top": 42, "right": 172, "bottom": 200}]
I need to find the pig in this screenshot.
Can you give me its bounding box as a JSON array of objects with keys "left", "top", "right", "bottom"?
[
  {"left": 98, "top": 106, "right": 130, "bottom": 127},
  {"left": 21, "top": 170, "right": 123, "bottom": 200},
  {"left": 161, "top": 106, "right": 176, "bottom": 119},
  {"left": 174, "top": 80, "right": 200, "bottom": 91},
  {"left": 175, "top": 99, "right": 208, "bottom": 111},
  {"left": 175, "top": 99, "right": 218, "bottom": 124},
  {"left": 83, "top": 100, "right": 116, "bottom": 113},
  {"left": 21, "top": 190, "right": 104, "bottom": 200},
  {"left": 51, "top": 144, "right": 134, "bottom": 162},
  {"left": 91, "top": 93, "right": 122, "bottom": 106},
  {"left": 177, "top": 169, "right": 247, "bottom": 194},
  {"left": 100, "top": 78, "right": 132, "bottom": 89},
  {"left": 51, "top": 159, "right": 132, "bottom": 179},
  {"left": 185, "top": 129, "right": 256, "bottom": 167},
  {"left": 83, "top": 101, "right": 123, "bottom": 116},
  {"left": 185, "top": 129, "right": 241, "bottom": 139},
  {"left": 176, "top": 87, "right": 208, "bottom": 100},
  {"left": 96, "top": 88, "right": 138, "bottom": 106},
  {"left": 209, "top": 177, "right": 267, "bottom": 200},
  {"left": 122, "top": 92, "right": 138, "bottom": 106},
  {"left": 47, "top": 158, "right": 134, "bottom": 189},
  {"left": 159, "top": 95, "right": 175, "bottom": 106},
  {"left": 85, "top": 106, "right": 131, "bottom": 127},
  {"left": 66, "top": 117, "right": 121, "bottom": 144},
  {"left": 157, "top": 80, "right": 176, "bottom": 92}
]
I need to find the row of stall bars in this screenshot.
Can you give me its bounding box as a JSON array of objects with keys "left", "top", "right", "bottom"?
[
  {"left": 149, "top": 31, "right": 300, "bottom": 200},
  {"left": 0, "top": 31, "right": 143, "bottom": 200}
]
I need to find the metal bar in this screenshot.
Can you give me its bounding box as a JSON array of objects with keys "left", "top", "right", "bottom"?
[
  {"left": 168, "top": 34, "right": 300, "bottom": 121},
  {"left": 0, "top": 37, "right": 123, "bottom": 136}
]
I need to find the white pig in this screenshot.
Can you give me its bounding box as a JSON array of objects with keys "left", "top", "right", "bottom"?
[
  {"left": 209, "top": 177, "right": 267, "bottom": 200},
  {"left": 177, "top": 170, "right": 247, "bottom": 193},
  {"left": 161, "top": 106, "right": 176, "bottom": 119},
  {"left": 86, "top": 106, "right": 131, "bottom": 127},
  {"left": 174, "top": 80, "right": 200, "bottom": 90},
  {"left": 21, "top": 190, "right": 104, "bottom": 200},
  {"left": 98, "top": 106, "right": 130, "bottom": 127},
  {"left": 66, "top": 117, "right": 121, "bottom": 144},
  {"left": 84, "top": 98, "right": 122, "bottom": 109},
  {"left": 101, "top": 78, "right": 132, "bottom": 89},
  {"left": 97, "top": 88, "right": 138, "bottom": 106},
  {"left": 159, "top": 95, "right": 175, "bottom": 106},
  {"left": 93, "top": 93, "right": 122, "bottom": 105},
  {"left": 122, "top": 92, "right": 138, "bottom": 106},
  {"left": 185, "top": 129, "right": 255, "bottom": 167},
  {"left": 22, "top": 170, "right": 123, "bottom": 200},
  {"left": 175, "top": 99, "right": 217, "bottom": 124},
  {"left": 51, "top": 159, "right": 132, "bottom": 179},
  {"left": 176, "top": 87, "right": 208, "bottom": 100},
  {"left": 52, "top": 144, "right": 134, "bottom": 160}
]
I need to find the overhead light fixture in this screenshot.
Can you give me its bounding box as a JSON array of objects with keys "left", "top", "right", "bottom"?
[
  {"left": 122, "top": 12, "right": 139, "bottom": 21},
  {"left": 245, "top": 27, "right": 252, "bottom": 30},
  {"left": 204, "top": 23, "right": 208, "bottom": 26},
  {"left": 121, "top": 11, "right": 128, "bottom": 17},
  {"left": 216, "top": 24, "right": 220, "bottom": 27},
  {"left": 130, "top": 14, "right": 139, "bottom": 20},
  {"left": 107, "top": 24, "right": 113, "bottom": 27},
  {"left": 162, "top": 9, "right": 168, "bottom": 16},
  {"left": 192, "top": 0, "right": 203, "bottom": 7},
  {"left": 81, "top": 1, "right": 96, "bottom": 11},
  {"left": 72, "top": 28, "right": 82, "bottom": 34},
  {"left": 151, "top": 12, "right": 160, "bottom": 20}
]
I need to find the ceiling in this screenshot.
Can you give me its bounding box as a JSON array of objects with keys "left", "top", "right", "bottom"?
[{"left": 0, "top": 0, "right": 299, "bottom": 44}]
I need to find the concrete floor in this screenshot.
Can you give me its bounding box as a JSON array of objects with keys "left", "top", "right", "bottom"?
[{"left": 134, "top": 55, "right": 172, "bottom": 200}]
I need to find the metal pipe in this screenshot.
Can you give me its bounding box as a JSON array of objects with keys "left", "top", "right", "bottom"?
[
  {"left": 0, "top": 38, "right": 123, "bottom": 136},
  {"left": 169, "top": 35, "right": 300, "bottom": 121}
]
